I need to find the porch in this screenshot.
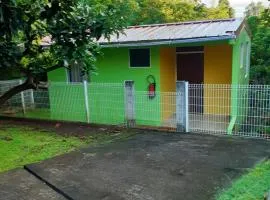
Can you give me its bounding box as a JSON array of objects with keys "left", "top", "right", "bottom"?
[
  {"left": 163, "top": 113, "right": 230, "bottom": 133},
  {"left": 159, "top": 44, "right": 233, "bottom": 133}
]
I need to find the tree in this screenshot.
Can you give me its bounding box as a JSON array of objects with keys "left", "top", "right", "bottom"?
[
  {"left": 130, "top": 0, "right": 210, "bottom": 25},
  {"left": 129, "top": 0, "right": 236, "bottom": 25},
  {"left": 218, "top": 0, "right": 234, "bottom": 17},
  {"left": 260, "top": 2, "right": 270, "bottom": 26},
  {"left": 247, "top": 5, "right": 270, "bottom": 84},
  {"left": 244, "top": 1, "right": 265, "bottom": 17},
  {"left": 206, "top": 0, "right": 234, "bottom": 19},
  {"left": 129, "top": 0, "right": 166, "bottom": 25},
  {"left": 0, "top": 0, "right": 133, "bottom": 105}
]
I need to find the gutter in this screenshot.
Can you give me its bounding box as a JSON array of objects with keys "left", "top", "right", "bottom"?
[{"left": 100, "top": 35, "right": 236, "bottom": 48}]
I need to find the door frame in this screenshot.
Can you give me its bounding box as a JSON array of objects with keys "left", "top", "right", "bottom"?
[
  {"left": 176, "top": 46, "right": 204, "bottom": 113},
  {"left": 176, "top": 46, "right": 204, "bottom": 82}
]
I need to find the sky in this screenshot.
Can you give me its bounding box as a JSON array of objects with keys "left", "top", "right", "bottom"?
[{"left": 202, "top": 0, "right": 270, "bottom": 17}]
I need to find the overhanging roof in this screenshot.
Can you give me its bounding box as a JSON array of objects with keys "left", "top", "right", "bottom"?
[{"left": 99, "top": 18, "right": 248, "bottom": 47}]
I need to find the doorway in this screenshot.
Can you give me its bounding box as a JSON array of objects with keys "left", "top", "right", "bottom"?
[{"left": 177, "top": 46, "right": 204, "bottom": 113}]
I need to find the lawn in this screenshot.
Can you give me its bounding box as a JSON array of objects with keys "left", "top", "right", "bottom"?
[
  {"left": 0, "top": 123, "right": 133, "bottom": 173},
  {"left": 216, "top": 160, "right": 270, "bottom": 200},
  {"left": 16, "top": 108, "right": 51, "bottom": 120}
]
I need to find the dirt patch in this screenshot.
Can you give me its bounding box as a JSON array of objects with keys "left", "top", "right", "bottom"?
[{"left": 0, "top": 117, "right": 130, "bottom": 138}]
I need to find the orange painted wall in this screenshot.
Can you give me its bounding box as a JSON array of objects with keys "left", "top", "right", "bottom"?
[
  {"left": 204, "top": 44, "right": 232, "bottom": 115},
  {"left": 160, "top": 47, "right": 176, "bottom": 92},
  {"left": 159, "top": 44, "right": 232, "bottom": 120},
  {"left": 204, "top": 44, "right": 232, "bottom": 84},
  {"left": 160, "top": 47, "right": 176, "bottom": 121}
]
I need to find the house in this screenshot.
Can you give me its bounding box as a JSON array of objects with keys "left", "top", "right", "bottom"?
[{"left": 47, "top": 18, "right": 251, "bottom": 130}]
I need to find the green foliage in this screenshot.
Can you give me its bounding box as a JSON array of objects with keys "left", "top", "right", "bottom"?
[
  {"left": 130, "top": 0, "right": 205, "bottom": 25},
  {"left": 247, "top": 6, "right": 270, "bottom": 84},
  {"left": 260, "top": 4, "right": 270, "bottom": 26},
  {"left": 244, "top": 1, "right": 265, "bottom": 17},
  {"left": 216, "top": 160, "right": 270, "bottom": 200},
  {"left": 250, "top": 65, "right": 270, "bottom": 85},
  {"left": 218, "top": 0, "right": 234, "bottom": 17},
  {"left": 206, "top": 0, "right": 234, "bottom": 19},
  {"left": 0, "top": 0, "right": 132, "bottom": 79},
  {"left": 0, "top": 123, "right": 135, "bottom": 172},
  {"left": 129, "top": 0, "right": 234, "bottom": 25}
]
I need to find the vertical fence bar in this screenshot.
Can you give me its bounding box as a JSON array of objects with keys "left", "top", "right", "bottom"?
[
  {"left": 83, "top": 80, "right": 90, "bottom": 123},
  {"left": 185, "top": 81, "right": 189, "bottom": 132},
  {"left": 124, "top": 80, "right": 135, "bottom": 128},
  {"left": 19, "top": 79, "right": 26, "bottom": 115},
  {"left": 176, "top": 81, "right": 189, "bottom": 132},
  {"left": 30, "top": 89, "right": 35, "bottom": 108}
]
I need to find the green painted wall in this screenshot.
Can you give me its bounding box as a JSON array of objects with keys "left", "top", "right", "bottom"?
[
  {"left": 48, "top": 69, "right": 88, "bottom": 123},
  {"left": 93, "top": 47, "right": 161, "bottom": 125},
  {"left": 231, "top": 29, "right": 251, "bottom": 85},
  {"left": 230, "top": 28, "right": 251, "bottom": 132},
  {"left": 48, "top": 68, "right": 67, "bottom": 82},
  {"left": 48, "top": 47, "right": 162, "bottom": 125},
  {"left": 49, "top": 83, "right": 86, "bottom": 122},
  {"left": 93, "top": 47, "right": 160, "bottom": 91}
]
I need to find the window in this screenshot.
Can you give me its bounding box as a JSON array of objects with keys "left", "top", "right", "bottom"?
[
  {"left": 245, "top": 42, "right": 250, "bottom": 77},
  {"left": 68, "top": 64, "right": 83, "bottom": 83},
  {"left": 240, "top": 43, "right": 244, "bottom": 68},
  {"left": 129, "top": 48, "right": 150, "bottom": 67}
]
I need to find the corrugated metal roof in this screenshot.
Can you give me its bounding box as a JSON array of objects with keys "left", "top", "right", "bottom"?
[{"left": 99, "top": 18, "right": 245, "bottom": 46}]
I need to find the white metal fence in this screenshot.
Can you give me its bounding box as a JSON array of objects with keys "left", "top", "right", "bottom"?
[
  {"left": 0, "top": 80, "right": 269, "bottom": 139},
  {"left": 0, "top": 79, "right": 36, "bottom": 114},
  {"left": 0, "top": 80, "right": 125, "bottom": 125},
  {"left": 188, "top": 84, "right": 270, "bottom": 139}
]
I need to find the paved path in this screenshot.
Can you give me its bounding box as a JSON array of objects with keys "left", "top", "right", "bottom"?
[
  {"left": 27, "top": 133, "right": 270, "bottom": 200},
  {"left": 0, "top": 169, "right": 65, "bottom": 200},
  {"left": 1, "top": 132, "right": 270, "bottom": 200}
]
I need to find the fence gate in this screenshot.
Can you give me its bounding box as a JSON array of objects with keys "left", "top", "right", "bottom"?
[{"left": 187, "top": 84, "right": 270, "bottom": 139}]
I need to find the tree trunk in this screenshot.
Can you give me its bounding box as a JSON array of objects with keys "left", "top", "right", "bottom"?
[{"left": 0, "top": 78, "right": 36, "bottom": 106}]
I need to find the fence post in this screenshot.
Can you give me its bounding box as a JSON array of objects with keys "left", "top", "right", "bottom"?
[
  {"left": 83, "top": 80, "right": 90, "bottom": 123},
  {"left": 176, "top": 81, "right": 189, "bottom": 132},
  {"left": 30, "top": 89, "right": 35, "bottom": 108},
  {"left": 124, "top": 80, "right": 135, "bottom": 128},
  {"left": 19, "top": 79, "right": 26, "bottom": 115}
]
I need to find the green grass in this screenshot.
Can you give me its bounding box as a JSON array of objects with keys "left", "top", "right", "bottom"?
[
  {"left": 0, "top": 124, "right": 134, "bottom": 173},
  {"left": 16, "top": 108, "right": 51, "bottom": 119},
  {"left": 216, "top": 160, "right": 270, "bottom": 200}
]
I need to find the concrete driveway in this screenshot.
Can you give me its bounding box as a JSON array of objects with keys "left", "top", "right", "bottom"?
[
  {"left": 1, "top": 132, "right": 270, "bottom": 200},
  {"left": 0, "top": 169, "right": 66, "bottom": 200}
]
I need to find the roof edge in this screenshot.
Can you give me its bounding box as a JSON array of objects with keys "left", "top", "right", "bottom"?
[
  {"left": 128, "top": 18, "right": 242, "bottom": 29},
  {"left": 100, "top": 35, "right": 236, "bottom": 48},
  {"left": 235, "top": 17, "right": 252, "bottom": 38}
]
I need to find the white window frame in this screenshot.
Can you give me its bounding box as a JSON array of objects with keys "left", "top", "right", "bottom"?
[
  {"left": 240, "top": 43, "right": 244, "bottom": 69},
  {"left": 245, "top": 42, "right": 250, "bottom": 78}
]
